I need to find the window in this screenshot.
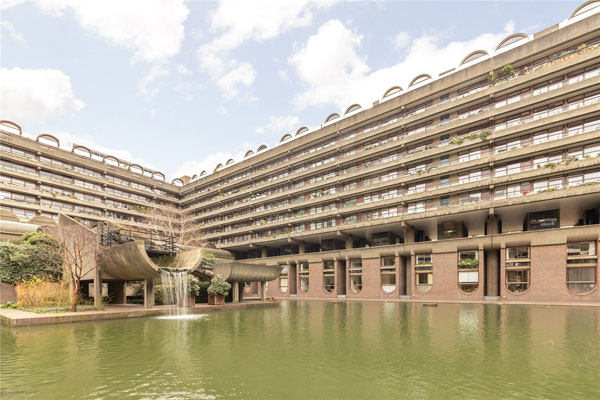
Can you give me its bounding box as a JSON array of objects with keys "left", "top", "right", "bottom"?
[
  {"left": 298, "top": 263, "right": 309, "bottom": 293},
  {"left": 440, "top": 196, "right": 450, "bottom": 207},
  {"left": 506, "top": 247, "right": 530, "bottom": 293},
  {"left": 526, "top": 209, "right": 558, "bottom": 231},
  {"left": 381, "top": 256, "right": 396, "bottom": 293},
  {"left": 415, "top": 254, "right": 433, "bottom": 293},
  {"left": 350, "top": 259, "right": 362, "bottom": 293},
  {"left": 458, "top": 250, "right": 479, "bottom": 293},
  {"left": 279, "top": 265, "right": 289, "bottom": 293},
  {"left": 440, "top": 134, "right": 450, "bottom": 146},
  {"left": 439, "top": 176, "right": 450, "bottom": 188},
  {"left": 440, "top": 155, "right": 450, "bottom": 167},
  {"left": 324, "top": 261, "right": 335, "bottom": 292},
  {"left": 566, "top": 242, "right": 597, "bottom": 293}
]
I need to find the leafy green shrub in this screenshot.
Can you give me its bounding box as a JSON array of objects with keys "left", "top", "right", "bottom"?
[
  {"left": 207, "top": 274, "right": 231, "bottom": 297},
  {"left": 0, "top": 232, "right": 62, "bottom": 284}
]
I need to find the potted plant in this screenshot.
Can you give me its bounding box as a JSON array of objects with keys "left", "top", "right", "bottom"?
[{"left": 207, "top": 274, "right": 231, "bottom": 305}]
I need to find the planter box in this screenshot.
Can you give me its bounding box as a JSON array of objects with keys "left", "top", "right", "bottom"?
[{"left": 208, "top": 295, "right": 225, "bottom": 305}]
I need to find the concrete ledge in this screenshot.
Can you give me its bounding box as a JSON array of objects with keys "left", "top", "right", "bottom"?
[{"left": 0, "top": 301, "right": 279, "bottom": 327}]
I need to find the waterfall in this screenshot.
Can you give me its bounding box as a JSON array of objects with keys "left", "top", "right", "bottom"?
[{"left": 160, "top": 269, "right": 189, "bottom": 315}]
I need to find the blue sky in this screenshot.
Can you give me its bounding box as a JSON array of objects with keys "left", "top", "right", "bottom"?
[{"left": 0, "top": 0, "right": 585, "bottom": 180}]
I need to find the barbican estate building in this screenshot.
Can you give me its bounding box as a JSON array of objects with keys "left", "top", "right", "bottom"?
[{"left": 1, "top": 2, "right": 600, "bottom": 304}]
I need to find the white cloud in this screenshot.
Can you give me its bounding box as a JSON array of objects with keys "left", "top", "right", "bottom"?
[
  {"left": 217, "top": 106, "right": 229, "bottom": 116},
  {"left": 172, "top": 145, "right": 255, "bottom": 179},
  {"left": 0, "top": 67, "right": 84, "bottom": 122},
  {"left": 5, "top": 0, "right": 189, "bottom": 63},
  {"left": 392, "top": 32, "right": 410, "bottom": 50},
  {"left": 278, "top": 68, "right": 292, "bottom": 84},
  {"left": 137, "top": 65, "right": 170, "bottom": 100},
  {"left": 216, "top": 62, "right": 256, "bottom": 100},
  {"left": 176, "top": 64, "right": 192, "bottom": 75},
  {"left": 255, "top": 115, "right": 299, "bottom": 134},
  {"left": 289, "top": 19, "right": 515, "bottom": 111},
  {"left": 198, "top": 0, "right": 337, "bottom": 99},
  {"left": 1, "top": 20, "right": 25, "bottom": 42}
]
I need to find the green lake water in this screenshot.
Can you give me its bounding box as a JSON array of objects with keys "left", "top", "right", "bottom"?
[{"left": 1, "top": 301, "right": 599, "bottom": 399}]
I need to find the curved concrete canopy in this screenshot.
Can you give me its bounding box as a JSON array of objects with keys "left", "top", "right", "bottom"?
[
  {"left": 295, "top": 126, "right": 309, "bottom": 137},
  {"left": 324, "top": 113, "right": 340, "bottom": 123},
  {"left": 72, "top": 144, "right": 92, "bottom": 157},
  {"left": 496, "top": 33, "right": 529, "bottom": 50},
  {"left": 244, "top": 150, "right": 254, "bottom": 158},
  {"left": 213, "top": 263, "right": 282, "bottom": 282},
  {"left": 460, "top": 50, "right": 488, "bottom": 66},
  {"left": 408, "top": 74, "right": 432, "bottom": 88},
  {"left": 97, "top": 240, "right": 161, "bottom": 280},
  {"left": 97, "top": 239, "right": 281, "bottom": 283},
  {"left": 570, "top": 0, "right": 599, "bottom": 18},
  {"left": 36, "top": 133, "right": 60, "bottom": 147},
  {"left": 280, "top": 133, "right": 292, "bottom": 143},
  {"left": 382, "top": 86, "right": 403, "bottom": 98},
  {"left": 0, "top": 120, "right": 22, "bottom": 135},
  {"left": 344, "top": 104, "right": 361, "bottom": 115}
]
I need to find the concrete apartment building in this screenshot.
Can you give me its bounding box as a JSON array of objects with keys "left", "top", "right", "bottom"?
[{"left": 2, "top": 2, "right": 600, "bottom": 304}]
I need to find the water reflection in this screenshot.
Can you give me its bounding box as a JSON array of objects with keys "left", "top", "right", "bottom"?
[{"left": 1, "top": 302, "right": 599, "bottom": 399}]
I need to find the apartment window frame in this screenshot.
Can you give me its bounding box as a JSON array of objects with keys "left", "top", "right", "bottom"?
[
  {"left": 279, "top": 265, "right": 289, "bottom": 294},
  {"left": 323, "top": 260, "right": 335, "bottom": 293},
  {"left": 415, "top": 254, "right": 433, "bottom": 293},
  {"left": 458, "top": 250, "right": 479, "bottom": 293},
  {"left": 505, "top": 246, "right": 531, "bottom": 294},
  {"left": 349, "top": 259, "right": 362, "bottom": 293},
  {"left": 381, "top": 256, "right": 396, "bottom": 294},
  {"left": 566, "top": 242, "right": 597, "bottom": 294}
]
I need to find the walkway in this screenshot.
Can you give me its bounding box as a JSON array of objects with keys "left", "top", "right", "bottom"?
[{"left": 0, "top": 301, "right": 279, "bottom": 327}]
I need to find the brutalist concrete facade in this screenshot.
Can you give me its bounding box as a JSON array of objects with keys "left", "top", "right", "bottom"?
[{"left": 1, "top": 3, "right": 600, "bottom": 304}]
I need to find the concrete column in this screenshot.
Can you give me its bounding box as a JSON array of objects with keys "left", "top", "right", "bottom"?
[
  {"left": 260, "top": 281, "right": 267, "bottom": 301},
  {"left": 239, "top": 283, "right": 245, "bottom": 302},
  {"left": 261, "top": 248, "right": 268, "bottom": 258},
  {"left": 93, "top": 268, "right": 102, "bottom": 307},
  {"left": 405, "top": 255, "right": 412, "bottom": 296},
  {"left": 485, "top": 251, "right": 500, "bottom": 297},
  {"left": 397, "top": 255, "right": 406, "bottom": 296},
  {"left": 144, "top": 279, "right": 155, "bottom": 309},
  {"left": 486, "top": 215, "right": 500, "bottom": 235},
  {"left": 298, "top": 242, "right": 306, "bottom": 254},
  {"left": 405, "top": 229, "right": 415, "bottom": 243},
  {"left": 335, "top": 259, "right": 346, "bottom": 296},
  {"left": 108, "top": 281, "right": 126, "bottom": 304},
  {"left": 233, "top": 281, "right": 240, "bottom": 303},
  {"left": 345, "top": 237, "right": 353, "bottom": 249}
]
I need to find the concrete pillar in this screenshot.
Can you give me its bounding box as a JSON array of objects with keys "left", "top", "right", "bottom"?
[
  {"left": 233, "top": 281, "right": 240, "bottom": 303},
  {"left": 239, "top": 283, "right": 245, "bottom": 302},
  {"left": 405, "top": 255, "right": 412, "bottom": 296},
  {"left": 335, "top": 259, "right": 346, "bottom": 296},
  {"left": 397, "top": 255, "right": 406, "bottom": 296},
  {"left": 345, "top": 237, "right": 353, "bottom": 249},
  {"left": 486, "top": 215, "right": 500, "bottom": 235},
  {"left": 405, "top": 229, "right": 415, "bottom": 243},
  {"left": 298, "top": 242, "right": 305, "bottom": 254},
  {"left": 260, "top": 281, "right": 267, "bottom": 301},
  {"left": 261, "top": 248, "right": 268, "bottom": 258},
  {"left": 144, "top": 279, "right": 155, "bottom": 309},
  {"left": 108, "top": 281, "right": 126, "bottom": 304},
  {"left": 485, "top": 251, "right": 500, "bottom": 297},
  {"left": 93, "top": 268, "right": 102, "bottom": 307}
]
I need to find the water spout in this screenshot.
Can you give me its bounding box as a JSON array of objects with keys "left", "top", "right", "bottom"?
[{"left": 160, "top": 269, "right": 189, "bottom": 315}]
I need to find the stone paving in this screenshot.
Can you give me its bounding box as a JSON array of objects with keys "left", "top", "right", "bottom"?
[{"left": 0, "top": 301, "right": 279, "bottom": 327}]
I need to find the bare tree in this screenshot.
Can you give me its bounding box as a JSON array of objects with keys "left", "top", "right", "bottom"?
[
  {"left": 51, "top": 223, "right": 100, "bottom": 311},
  {"left": 145, "top": 206, "right": 203, "bottom": 248}
]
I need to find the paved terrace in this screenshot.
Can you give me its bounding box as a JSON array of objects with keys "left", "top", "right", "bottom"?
[{"left": 0, "top": 301, "right": 279, "bottom": 327}]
